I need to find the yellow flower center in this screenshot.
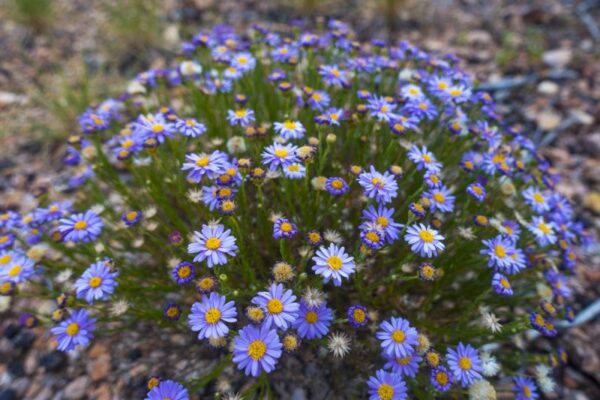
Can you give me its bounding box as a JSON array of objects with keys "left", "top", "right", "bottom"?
[
  {"left": 419, "top": 230, "right": 434, "bottom": 243},
  {"left": 500, "top": 278, "right": 510, "bottom": 289},
  {"left": 234, "top": 109, "right": 247, "bottom": 118},
  {"left": 0, "top": 236, "right": 8, "bottom": 244},
  {"left": 377, "top": 383, "right": 394, "bottom": 400},
  {"left": 280, "top": 222, "right": 293, "bottom": 233},
  {"left": 74, "top": 220, "right": 88, "bottom": 230},
  {"left": 365, "top": 232, "right": 380, "bottom": 242},
  {"left": 433, "top": 193, "right": 445, "bottom": 203},
  {"left": 458, "top": 356, "right": 472, "bottom": 370},
  {"left": 331, "top": 179, "right": 344, "bottom": 189},
  {"left": 422, "top": 154, "right": 432, "bottom": 163},
  {"left": 88, "top": 276, "right": 103, "bottom": 288},
  {"left": 495, "top": 245, "right": 506, "bottom": 258},
  {"left": 532, "top": 192, "right": 544, "bottom": 203},
  {"left": 205, "top": 308, "right": 221, "bottom": 324},
  {"left": 305, "top": 311, "right": 318, "bottom": 324},
  {"left": 248, "top": 340, "right": 267, "bottom": 360},
  {"left": 538, "top": 223, "right": 551, "bottom": 234},
  {"left": 166, "top": 307, "right": 179, "bottom": 318},
  {"left": 427, "top": 352, "right": 440, "bottom": 366},
  {"left": 198, "top": 278, "right": 214, "bottom": 290},
  {"left": 397, "top": 355, "right": 411, "bottom": 365},
  {"left": 436, "top": 371, "right": 449, "bottom": 385},
  {"left": 122, "top": 139, "right": 134, "bottom": 148},
  {"left": 274, "top": 149, "right": 289, "bottom": 158},
  {"left": 450, "top": 88, "right": 462, "bottom": 96},
  {"left": 267, "top": 298, "right": 284, "bottom": 314},
  {"left": 66, "top": 322, "right": 80, "bottom": 336},
  {"left": 126, "top": 211, "right": 138, "bottom": 221},
  {"left": 177, "top": 266, "right": 191, "bottom": 278},
  {"left": 221, "top": 201, "right": 235, "bottom": 212},
  {"left": 8, "top": 265, "right": 22, "bottom": 277},
  {"left": 352, "top": 309, "right": 366, "bottom": 323},
  {"left": 283, "top": 120, "right": 296, "bottom": 130},
  {"left": 288, "top": 164, "right": 300, "bottom": 172},
  {"left": 523, "top": 386, "right": 532, "bottom": 397},
  {"left": 195, "top": 157, "right": 209, "bottom": 167},
  {"left": 205, "top": 237, "right": 221, "bottom": 250},
  {"left": 151, "top": 124, "right": 164, "bottom": 133},
  {"left": 283, "top": 335, "right": 298, "bottom": 351},
  {"left": 327, "top": 256, "right": 343, "bottom": 270},
  {"left": 375, "top": 216, "right": 389, "bottom": 227},
  {"left": 371, "top": 177, "right": 384, "bottom": 188},
  {"left": 392, "top": 329, "right": 405, "bottom": 343}
]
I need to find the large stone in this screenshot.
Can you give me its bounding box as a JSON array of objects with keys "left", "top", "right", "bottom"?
[{"left": 63, "top": 376, "right": 89, "bottom": 400}]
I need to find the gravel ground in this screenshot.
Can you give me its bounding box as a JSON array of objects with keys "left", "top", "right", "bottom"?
[{"left": 0, "top": 0, "right": 599, "bottom": 399}]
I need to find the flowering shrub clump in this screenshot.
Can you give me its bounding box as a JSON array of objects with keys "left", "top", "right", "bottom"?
[{"left": 1, "top": 20, "right": 594, "bottom": 399}]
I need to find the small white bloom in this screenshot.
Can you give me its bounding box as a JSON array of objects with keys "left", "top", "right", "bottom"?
[
  {"left": 535, "top": 364, "right": 556, "bottom": 393},
  {"left": 110, "top": 299, "right": 130, "bottom": 317},
  {"left": 480, "top": 352, "right": 501, "bottom": 377},
  {"left": 327, "top": 332, "right": 351, "bottom": 358},
  {"left": 303, "top": 287, "right": 326, "bottom": 308},
  {"left": 458, "top": 226, "right": 476, "bottom": 240},
  {"left": 127, "top": 80, "right": 146, "bottom": 95},
  {"left": 468, "top": 380, "right": 496, "bottom": 400},
  {"left": 55, "top": 269, "right": 73, "bottom": 284},
  {"left": 324, "top": 229, "right": 343, "bottom": 244},
  {"left": 480, "top": 311, "right": 502, "bottom": 333},
  {"left": 227, "top": 136, "right": 247, "bottom": 154},
  {"left": 187, "top": 189, "right": 203, "bottom": 203},
  {"left": 180, "top": 60, "right": 202, "bottom": 76}
]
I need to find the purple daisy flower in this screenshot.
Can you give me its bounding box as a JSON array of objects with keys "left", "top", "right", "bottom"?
[
  {"left": 273, "top": 218, "right": 298, "bottom": 239},
  {"left": 175, "top": 118, "right": 206, "bottom": 138},
  {"left": 367, "top": 369, "right": 407, "bottom": 400},
  {"left": 273, "top": 120, "right": 305, "bottom": 140},
  {"left": 312, "top": 243, "right": 356, "bottom": 286},
  {"left": 404, "top": 224, "right": 445, "bottom": 258},
  {"left": 466, "top": 183, "right": 486, "bottom": 202},
  {"left": 181, "top": 151, "right": 228, "bottom": 182},
  {"left": 358, "top": 166, "right": 398, "bottom": 204},
  {"left": 51, "top": 309, "right": 96, "bottom": 352},
  {"left": 189, "top": 292, "right": 237, "bottom": 339},
  {"left": 135, "top": 112, "right": 175, "bottom": 143},
  {"left": 145, "top": 379, "right": 189, "bottom": 400},
  {"left": 360, "top": 205, "right": 403, "bottom": 244},
  {"left": 360, "top": 224, "right": 386, "bottom": 250},
  {"left": 492, "top": 273, "right": 513, "bottom": 296},
  {"left": 446, "top": 342, "right": 483, "bottom": 387},
  {"left": 424, "top": 185, "right": 455, "bottom": 213},
  {"left": 232, "top": 324, "right": 282, "bottom": 377},
  {"left": 523, "top": 187, "right": 550, "bottom": 214},
  {"left": 226, "top": 108, "right": 255, "bottom": 127},
  {"left": 319, "top": 64, "right": 349, "bottom": 87},
  {"left": 367, "top": 96, "right": 398, "bottom": 122},
  {"left": 325, "top": 177, "right": 349, "bottom": 196},
  {"left": 430, "top": 366, "right": 453, "bottom": 392},
  {"left": 407, "top": 145, "right": 442, "bottom": 172},
  {"left": 527, "top": 216, "right": 557, "bottom": 247},
  {"left": 376, "top": 317, "right": 418, "bottom": 358},
  {"left": 188, "top": 224, "right": 238, "bottom": 268},
  {"left": 293, "top": 299, "right": 333, "bottom": 339},
  {"left": 58, "top": 210, "right": 103, "bottom": 243},
  {"left": 251, "top": 283, "right": 299, "bottom": 331},
  {"left": 122, "top": 210, "right": 142, "bottom": 226},
  {"left": 480, "top": 235, "right": 516, "bottom": 270},
  {"left": 0, "top": 255, "right": 35, "bottom": 284},
  {"left": 74, "top": 261, "right": 119, "bottom": 304},
  {"left": 261, "top": 143, "right": 299, "bottom": 171},
  {"left": 513, "top": 376, "right": 538, "bottom": 400},
  {"left": 384, "top": 352, "right": 422, "bottom": 378},
  {"left": 171, "top": 261, "right": 195, "bottom": 285},
  {"left": 163, "top": 303, "right": 182, "bottom": 321},
  {"left": 347, "top": 305, "right": 368, "bottom": 328}
]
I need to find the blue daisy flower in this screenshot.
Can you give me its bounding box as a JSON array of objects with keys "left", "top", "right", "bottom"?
[
  {"left": 181, "top": 150, "right": 228, "bottom": 182},
  {"left": 404, "top": 224, "right": 445, "bottom": 258},
  {"left": 424, "top": 185, "right": 455, "bottom": 213},
  {"left": 188, "top": 223, "right": 238, "bottom": 268},
  {"left": 74, "top": 261, "right": 119, "bottom": 304},
  {"left": 430, "top": 366, "right": 453, "bottom": 392},
  {"left": 358, "top": 166, "right": 398, "bottom": 204},
  {"left": 527, "top": 216, "right": 557, "bottom": 247},
  {"left": 145, "top": 379, "right": 189, "bottom": 400},
  {"left": 384, "top": 352, "right": 422, "bottom": 378},
  {"left": 51, "top": 309, "right": 96, "bottom": 352},
  {"left": 122, "top": 210, "right": 142, "bottom": 226},
  {"left": 171, "top": 261, "right": 195, "bottom": 285},
  {"left": 226, "top": 108, "right": 255, "bottom": 127},
  {"left": 58, "top": 210, "right": 103, "bottom": 243},
  {"left": 325, "top": 177, "right": 349, "bottom": 196},
  {"left": 312, "top": 243, "right": 356, "bottom": 286},
  {"left": 0, "top": 254, "right": 35, "bottom": 284},
  {"left": 283, "top": 163, "right": 306, "bottom": 179},
  {"left": 189, "top": 292, "right": 237, "bottom": 339},
  {"left": 407, "top": 145, "right": 442, "bottom": 172},
  {"left": 232, "top": 324, "right": 282, "bottom": 377},
  {"left": 480, "top": 235, "right": 517, "bottom": 271},
  {"left": 261, "top": 142, "right": 299, "bottom": 171},
  {"left": 513, "top": 376, "right": 538, "bottom": 400},
  {"left": 347, "top": 305, "right": 369, "bottom": 328},
  {"left": 376, "top": 317, "right": 418, "bottom": 359},
  {"left": 360, "top": 205, "right": 403, "bottom": 244},
  {"left": 523, "top": 187, "right": 550, "bottom": 213},
  {"left": 251, "top": 283, "right": 299, "bottom": 331},
  {"left": 274, "top": 120, "right": 305, "bottom": 140},
  {"left": 367, "top": 369, "right": 407, "bottom": 400},
  {"left": 491, "top": 273, "right": 513, "bottom": 296},
  {"left": 466, "top": 182, "right": 486, "bottom": 202},
  {"left": 273, "top": 218, "right": 298, "bottom": 239},
  {"left": 175, "top": 118, "right": 206, "bottom": 138},
  {"left": 293, "top": 299, "right": 333, "bottom": 339},
  {"left": 446, "top": 342, "right": 483, "bottom": 387}
]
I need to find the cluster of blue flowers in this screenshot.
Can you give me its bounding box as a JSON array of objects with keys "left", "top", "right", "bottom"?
[{"left": 1, "top": 20, "right": 595, "bottom": 399}]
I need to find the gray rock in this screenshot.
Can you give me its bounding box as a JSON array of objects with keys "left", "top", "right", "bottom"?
[{"left": 63, "top": 376, "right": 89, "bottom": 400}]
